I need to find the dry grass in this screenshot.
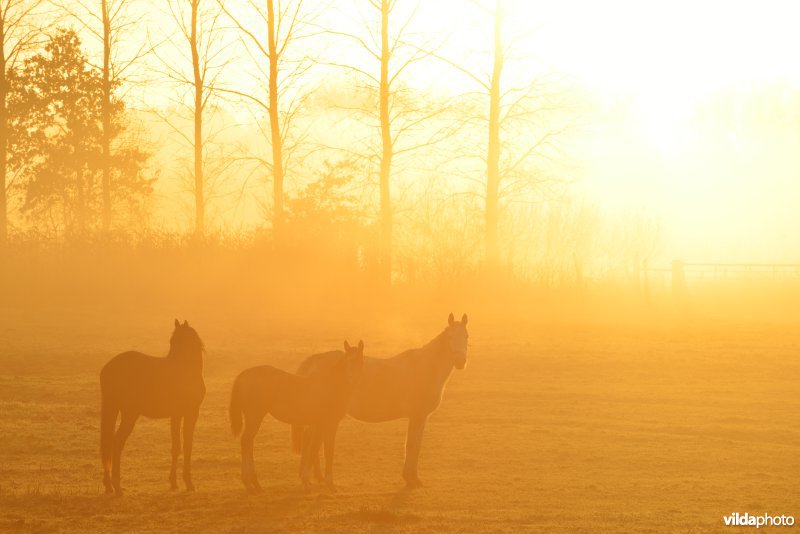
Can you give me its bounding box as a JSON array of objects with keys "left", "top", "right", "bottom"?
[{"left": 1, "top": 308, "right": 800, "bottom": 532}]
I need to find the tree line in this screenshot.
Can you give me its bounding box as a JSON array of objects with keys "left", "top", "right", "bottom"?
[{"left": 0, "top": 0, "right": 573, "bottom": 286}]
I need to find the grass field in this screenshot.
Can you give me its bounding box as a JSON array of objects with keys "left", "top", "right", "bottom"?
[{"left": 1, "top": 307, "right": 800, "bottom": 532}]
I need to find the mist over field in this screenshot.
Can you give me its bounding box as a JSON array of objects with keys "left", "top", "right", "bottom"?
[{"left": 2, "top": 0, "right": 800, "bottom": 532}]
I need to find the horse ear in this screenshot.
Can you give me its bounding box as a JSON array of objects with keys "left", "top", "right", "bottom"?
[
  {"left": 461, "top": 313, "right": 468, "bottom": 326},
  {"left": 448, "top": 312, "right": 455, "bottom": 326},
  {"left": 174, "top": 318, "right": 180, "bottom": 328},
  {"left": 358, "top": 339, "right": 364, "bottom": 353},
  {"left": 183, "top": 320, "right": 189, "bottom": 327},
  {"left": 344, "top": 340, "right": 351, "bottom": 351}
]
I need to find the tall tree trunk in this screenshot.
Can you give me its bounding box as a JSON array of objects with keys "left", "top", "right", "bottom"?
[
  {"left": 485, "top": 0, "right": 503, "bottom": 270},
  {"left": 378, "top": 0, "right": 393, "bottom": 285},
  {"left": 0, "top": 17, "right": 7, "bottom": 248},
  {"left": 76, "top": 162, "right": 86, "bottom": 234},
  {"left": 190, "top": 0, "right": 204, "bottom": 237},
  {"left": 267, "top": 0, "right": 284, "bottom": 237},
  {"left": 101, "top": 0, "right": 112, "bottom": 232}
]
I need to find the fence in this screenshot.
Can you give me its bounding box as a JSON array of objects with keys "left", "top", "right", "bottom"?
[{"left": 648, "top": 261, "right": 800, "bottom": 294}]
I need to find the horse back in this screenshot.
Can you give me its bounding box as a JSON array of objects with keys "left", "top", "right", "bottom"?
[
  {"left": 297, "top": 349, "right": 434, "bottom": 422},
  {"left": 101, "top": 351, "right": 205, "bottom": 418},
  {"left": 236, "top": 364, "right": 349, "bottom": 425}
]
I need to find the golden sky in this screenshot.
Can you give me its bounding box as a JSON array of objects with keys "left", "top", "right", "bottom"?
[{"left": 502, "top": 0, "right": 800, "bottom": 262}]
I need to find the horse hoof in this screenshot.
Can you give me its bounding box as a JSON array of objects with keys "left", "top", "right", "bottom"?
[
  {"left": 325, "top": 483, "right": 337, "bottom": 494},
  {"left": 404, "top": 478, "right": 423, "bottom": 489},
  {"left": 114, "top": 489, "right": 124, "bottom": 497},
  {"left": 185, "top": 484, "right": 196, "bottom": 492}
]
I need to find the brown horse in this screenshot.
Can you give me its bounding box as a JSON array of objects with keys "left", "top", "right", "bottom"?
[
  {"left": 229, "top": 340, "right": 364, "bottom": 492},
  {"left": 100, "top": 320, "right": 206, "bottom": 496},
  {"left": 293, "top": 313, "right": 468, "bottom": 488}
]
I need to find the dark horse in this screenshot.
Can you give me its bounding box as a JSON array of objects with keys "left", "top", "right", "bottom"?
[
  {"left": 229, "top": 341, "right": 364, "bottom": 492},
  {"left": 293, "top": 313, "right": 468, "bottom": 488},
  {"left": 100, "top": 320, "right": 206, "bottom": 496}
]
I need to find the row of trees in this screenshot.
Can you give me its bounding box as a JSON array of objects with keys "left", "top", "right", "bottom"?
[{"left": 0, "top": 0, "right": 570, "bottom": 285}]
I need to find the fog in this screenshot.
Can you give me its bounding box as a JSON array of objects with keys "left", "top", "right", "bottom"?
[{"left": 2, "top": 2, "right": 800, "bottom": 530}]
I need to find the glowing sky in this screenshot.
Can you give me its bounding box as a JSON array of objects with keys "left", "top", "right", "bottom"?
[
  {"left": 85, "top": 0, "right": 800, "bottom": 262},
  {"left": 379, "top": 0, "right": 800, "bottom": 261}
]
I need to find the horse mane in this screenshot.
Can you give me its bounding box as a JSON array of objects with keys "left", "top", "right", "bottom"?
[
  {"left": 168, "top": 327, "right": 205, "bottom": 362},
  {"left": 297, "top": 350, "right": 344, "bottom": 375},
  {"left": 422, "top": 328, "right": 449, "bottom": 353},
  {"left": 312, "top": 352, "right": 349, "bottom": 378}
]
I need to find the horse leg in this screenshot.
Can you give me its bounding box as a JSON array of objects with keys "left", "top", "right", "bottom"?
[
  {"left": 101, "top": 405, "right": 118, "bottom": 494},
  {"left": 170, "top": 416, "right": 182, "bottom": 490},
  {"left": 402, "top": 415, "right": 428, "bottom": 488},
  {"left": 300, "top": 426, "right": 322, "bottom": 489},
  {"left": 182, "top": 410, "right": 198, "bottom": 492},
  {"left": 306, "top": 427, "right": 324, "bottom": 482},
  {"left": 323, "top": 423, "right": 338, "bottom": 492},
  {"left": 299, "top": 428, "right": 311, "bottom": 487},
  {"left": 111, "top": 411, "right": 138, "bottom": 497},
  {"left": 103, "top": 464, "right": 113, "bottom": 495},
  {"left": 240, "top": 431, "right": 253, "bottom": 492},
  {"left": 241, "top": 412, "right": 263, "bottom": 493}
]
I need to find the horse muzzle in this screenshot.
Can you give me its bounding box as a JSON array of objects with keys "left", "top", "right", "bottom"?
[{"left": 453, "top": 352, "right": 467, "bottom": 370}]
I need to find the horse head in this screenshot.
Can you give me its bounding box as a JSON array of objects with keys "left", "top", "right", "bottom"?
[
  {"left": 169, "top": 319, "right": 204, "bottom": 363},
  {"left": 446, "top": 312, "right": 469, "bottom": 370},
  {"left": 342, "top": 339, "right": 365, "bottom": 385}
]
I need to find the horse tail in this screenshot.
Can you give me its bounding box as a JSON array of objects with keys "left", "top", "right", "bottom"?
[
  {"left": 230, "top": 374, "right": 244, "bottom": 438},
  {"left": 99, "top": 386, "right": 117, "bottom": 471}
]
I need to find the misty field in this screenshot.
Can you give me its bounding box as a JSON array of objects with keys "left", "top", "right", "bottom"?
[{"left": 1, "top": 310, "right": 800, "bottom": 533}]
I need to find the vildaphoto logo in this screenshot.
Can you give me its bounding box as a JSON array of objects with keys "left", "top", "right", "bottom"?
[{"left": 723, "top": 513, "right": 795, "bottom": 528}]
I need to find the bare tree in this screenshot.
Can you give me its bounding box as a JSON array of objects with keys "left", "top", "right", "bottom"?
[
  {"left": 486, "top": 0, "right": 502, "bottom": 269},
  {"left": 377, "top": 0, "right": 393, "bottom": 284},
  {"left": 53, "top": 0, "right": 152, "bottom": 233},
  {"left": 189, "top": 0, "right": 204, "bottom": 236},
  {"left": 156, "top": 0, "right": 228, "bottom": 236},
  {"left": 100, "top": 0, "right": 114, "bottom": 232},
  {"left": 216, "top": 0, "right": 315, "bottom": 237},
  {"left": 434, "top": 0, "right": 572, "bottom": 271},
  {"left": 0, "top": 0, "right": 49, "bottom": 246},
  {"left": 318, "top": 0, "right": 445, "bottom": 285}
]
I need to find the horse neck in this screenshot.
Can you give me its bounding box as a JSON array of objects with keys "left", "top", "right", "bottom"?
[
  {"left": 308, "top": 359, "right": 348, "bottom": 387},
  {"left": 167, "top": 347, "right": 203, "bottom": 372},
  {"left": 308, "top": 362, "right": 353, "bottom": 409},
  {"left": 421, "top": 330, "right": 454, "bottom": 387}
]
